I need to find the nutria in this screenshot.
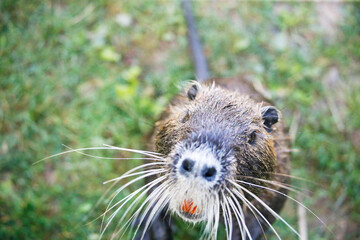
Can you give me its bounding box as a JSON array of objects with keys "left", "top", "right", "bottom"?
[
  {"left": 99, "top": 1, "right": 291, "bottom": 239},
  {"left": 140, "top": 78, "right": 290, "bottom": 240}
]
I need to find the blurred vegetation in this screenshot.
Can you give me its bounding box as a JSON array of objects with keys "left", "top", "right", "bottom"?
[{"left": 1, "top": 0, "right": 359, "bottom": 239}]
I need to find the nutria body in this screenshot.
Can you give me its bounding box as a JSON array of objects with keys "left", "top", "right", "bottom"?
[{"left": 143, "top": 76, "right": 290, "bottom": 240}]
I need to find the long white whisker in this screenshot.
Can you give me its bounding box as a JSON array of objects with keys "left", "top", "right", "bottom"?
[
  {"left": 117, "top": 177, "right": 170, "bottom": 231},
  {"left": 100, "top": 184, "right": 144, "bottom": 235},
  {"left": 116, "top": 180, "right": 170, "bottom": 240},
  {"left": 236, "top": 179, "right": 327, "bottom": 230},
  {"left": 231, "top": 187, "right": 281, "bottom": 240},
  {"left": 225, "top": 188, "right": 252, "bottom": 240},
  {"left": 220, "top": 195, "right": 230, "bottom": 240},
  {"left": 226, "top": 196, "right": 245, "bottom": 240},
  {"left": 221, "top": 192, "right": 233, "bottom": 240},
  {"left": 103, "top": 144, "right": 164, "bottom": 159},
  {"left": 230, "top": 187, "right": 267, "bottom": 240},
  {"left": 103, "top": 170, "right": 164, "bottom": 214},
  {"left": 100, "top": 170, "right": 164, "bottom": 233},
  {"left": 103, "top": 144, "right": 163, "bottom": 156},
  {"left": 34, "top": 145, "right": 164, "bottom": 165},
  {"left": 133, "top": 184, "right": 170, "bottom": 240},
  {"left": 105, "top": 175, "right": 166, "bottom": 219},
  {"left": 103, "top": 168, "right": 165, "bottom": 184},
  {"left": 100, "top": 186, "right": 141, "bottom": 237},
  {"left": 111, "top": 180, "right": 170, "bottom": 240},
  {"left": 34, "top": 146, "right": 117, "bottom": 164},
  {"left": 108, "top": 177, "right": 168, "bottom": 240},
  {"left": 83, "top": 163, "right": 165, "bottom": 227},
  {"left": 264, "top": 172, "right": 317, "bottom": 185},
  {"left": 239, "top": 175, "right": 307, "bottom": 195},
  {"left": 102, "top": 162, "right": 165, "bottom": 189},
  {"left": 83, "top": 179, "right": 121, "bottom": 226},
  {"left": 202, "top": 193, "right": 220, "bottom": 240},
  {"left": 137, "top": 189, "right": 170, "bottom": 240},
  {"left": 62, "top": 144, "right": 161, "bottom": 161},
  {"left": 231, "top": 180, "right": 301, "bottom": 239},
  {"left": 213, "top": 194, "right": 220, "bottom": 240},
  {"left": 99, "top": 164, "right": 164, "bottom": 231}
]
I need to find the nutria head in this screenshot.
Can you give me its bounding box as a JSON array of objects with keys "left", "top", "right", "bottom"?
[{"left": 155, "top": 82, "right": 280, "bottom": 224}]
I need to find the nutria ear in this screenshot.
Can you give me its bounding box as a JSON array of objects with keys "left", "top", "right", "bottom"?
[
  {"left": 187, "top": 84, "right": 198, "bottom": 100},
  {"left": 261, "top": 106, "right": 279, "bottom": 132}
]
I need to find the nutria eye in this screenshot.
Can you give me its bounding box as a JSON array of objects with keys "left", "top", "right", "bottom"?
[
  {"left": 181, "top": 110, "right": 190, "bottom": 123},
  {"left": 248, "top": 131, "right": 256, "bottom": 144}
]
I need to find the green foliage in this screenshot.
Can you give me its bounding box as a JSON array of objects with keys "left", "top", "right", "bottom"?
[{"left": 1, "top": 1, "right": 359, "bottom": 239}]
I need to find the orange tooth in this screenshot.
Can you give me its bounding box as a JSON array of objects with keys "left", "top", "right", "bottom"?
[
  {"left": 188, "top": 201, "right": 193, "bottom": 209},
  {"left": 190, "top": 205, "right": 197, "bottom": 214},
  {"left": 181, "top": 199, "right": 198, "bottom": 215}
]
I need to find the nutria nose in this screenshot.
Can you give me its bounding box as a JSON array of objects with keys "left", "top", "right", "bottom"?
[
  {"left": 202, "top": 166, "right": 217, "bottom": 181},
  {"left": 180, "top": 159, "right": 217, "bottom": 182},
  {"left": 181, "top": 158, "right": 195, "bottom": 173}
]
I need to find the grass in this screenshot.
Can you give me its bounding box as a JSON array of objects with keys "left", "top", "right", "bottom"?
[{"left": 1, "top": 1, "right": 359, "bottom": 239}]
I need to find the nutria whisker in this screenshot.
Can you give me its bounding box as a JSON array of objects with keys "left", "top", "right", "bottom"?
[
  {"left": 230, "top": 180, "right": 301, "bottom": 239},
  {"left": 102, "top": 172, "right": 166, "bottom": 218},
  {"left": 101, "top": 171, "right": 166, "bottom": 230},
  {"left": 101, "top": 176, "right": 168, "bottom": 239},
  {"left": 103, "top": 144, "right": 164, "bottom": 156},
  {"left": 84, "top": 176, "right": 149, "bottom": 228},
  {"left": 213, "top": 196, "right": 220, "bottom": 240},
  {"left": 103, "top": 186, "right": 144, "bottom": 231},
  {"left": 35, "top": 146, "right": 117, "bottom": 164},
  {"left": 236, "top": 179, "right": 327, "bottom": 230},
  {"left": 231, "top": 187, "right": 281, "bottom": 240},
  {"left": 101, "top": 186, "right": 141, "bottom": 237},
  {"left": 103, "top": 167, "right": 166, "bottom": 185},
  {"left": 263, "top": 172, "right": 316, "bottom": 184},
  {"left": 221, "top": 192, "right": 233, "bottom": 240},
  {"left": 112, "top": 178, "right": 170, "bottom": 240},
  {"left": 82, "top": 179, "right": 122, "bottom": 226},
  {"left": 226, "top": 196, "right": 246, "bottom": 239},
  {"left": 35, "top": 145, "right": 164, "bottom": 165},
  {"left": 62, "top": 144, "right": 162, "bottom": 161},
  {"left": 238, "top": 175, "right": 308, "bottom": 195},
  {"left": 113, "top": 179, "right": 170, "bottom": 240},
  {"left": 139, "top": 191, "right": 171, "bottom": 240},
  {"left": 225, "top": 193, "right": 236, "bottom": 240},
  {"left": 225, "top": 192, "right": 249, "bottom": 240},
  {"left": 225, "top": 188, "right": 253, "bottom": 239},
  {"left": 131, "top": 181, "right": 171, "bottom": 240},
  {"left": 103, "top": 161, "right": 166, "bottom": 184},
  {"left": 83, "top": 163, "right": 166, "bottom": 226},
  {"left": 200, "top": 193, "right": 220, "bottom": 240},
  {"left": 103, "top": 144, "right": 165, "bottom": 159}
]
